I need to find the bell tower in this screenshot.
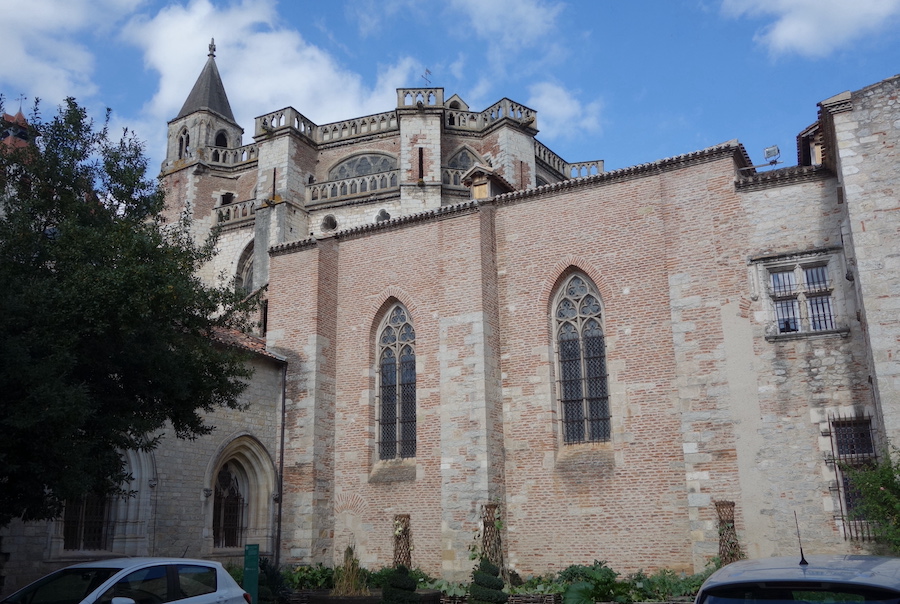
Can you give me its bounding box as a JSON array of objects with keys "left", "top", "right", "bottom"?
[{"left": 163, "top": 39, "right": 243, "bottom": 172}]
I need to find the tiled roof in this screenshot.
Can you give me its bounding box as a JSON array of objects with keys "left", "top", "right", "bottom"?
[{"left": 210, "top": 327, "right": 285, "bottom": 363}]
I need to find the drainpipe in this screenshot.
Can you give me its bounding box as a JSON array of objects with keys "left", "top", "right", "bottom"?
[{"left": 275, "top": 359, "right": 287, "bottom": 567}]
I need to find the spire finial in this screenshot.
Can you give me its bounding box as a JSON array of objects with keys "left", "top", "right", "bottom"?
[{"left": 208, "top": 38, "right": 216, "bottom": 58}]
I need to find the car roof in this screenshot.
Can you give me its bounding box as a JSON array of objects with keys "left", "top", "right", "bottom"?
[
  {"left": 700, "top": 555, "right": 900, "bottom": 592},
  {"left": 63, "top": 557, "right": 224, "bottom": 571}
]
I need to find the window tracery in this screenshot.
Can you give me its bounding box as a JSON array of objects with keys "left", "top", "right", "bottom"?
[
  {"left": 553, "top": 274, "right": 610, "bottom": 444},
  {"left": 378, "top": 304, "right": 416, "bottom": 460},
  {"left": 328, "top": 153, "right": 397, "bottom": 181}
]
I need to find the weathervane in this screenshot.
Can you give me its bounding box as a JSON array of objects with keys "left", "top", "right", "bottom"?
[{"left": 421, "top": 68, "right": 432, "bottom": 86}]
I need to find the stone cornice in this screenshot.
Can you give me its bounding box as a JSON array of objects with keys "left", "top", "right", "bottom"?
[{"left": 736, "top": 165, "right": 831, "bottom": 191}]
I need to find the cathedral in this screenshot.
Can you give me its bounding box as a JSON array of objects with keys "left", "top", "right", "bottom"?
[{"left": 3, "top": 40, "right": 900, "bottom": 593}]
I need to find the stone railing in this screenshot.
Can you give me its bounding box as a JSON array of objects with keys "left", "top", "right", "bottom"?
[
  {"left": 446, "top": 98, "right": 536, "bottom": 132},
  {"left": 254, "top": 106, "right": 400, "bottom": 144},
  {"left": 568, "top": 160, "right": 604, "bottom": 178},
  {"left": 318, "top": 111, "right": 399, "bottom": 143},
  {"left": 206, "top": 142, "right": 259, "bottom": 166},
  {"left": 534, "top": 140, "right": 568, "bottom": 176},
  {"left": 441, "top": 168, "right": 469, "bottom": 188},
  {"left": 397, "top": 88, "right": 445, "bottom": 107},
  {"left": 307, "top": 170, "right": 400, "bottom": 203},
  {"left": 255, "top": 107, "right": 317, "bottom": 139},
  {"left": 217, "top": 199, "right": 257, "bottom": 225}
]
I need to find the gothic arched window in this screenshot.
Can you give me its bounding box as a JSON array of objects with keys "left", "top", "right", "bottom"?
[
  {"left": 328, "top": 153, "right": 397, "bottom": 181},
  {"left": 553, "top": 274, "right": 610, "bottom": 443},
  {"left": 213, "top": 463, "right": 245, "bottom": 548},
  {"left": 378, "top": 304, "right": 416, "bottom": 460},
  {"left": 178, "top": 129, "right": 190, "bottom": 159},
  {"left": 235, "top": 242, "right": 254, "bottom": 295}
]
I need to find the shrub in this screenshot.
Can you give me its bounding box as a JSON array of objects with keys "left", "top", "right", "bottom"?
[
  {"left": 560, "top": 561, "right": 631, "bottom": 604},
  {"left": 283, "top": 563, "right": 335, "bottom": 590},
  {"left": 469, "top": 558, "right": 508, "bottom": 604},
  {"left": 383, "top": 565, "right": 422, "bottom": 604}
]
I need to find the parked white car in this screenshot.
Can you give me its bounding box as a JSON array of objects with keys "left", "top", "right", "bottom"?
[
  {"left": 695, "top": 555, "right": 900, "bottom": 604},
  {"left": 0, "top": 557, "right": 251, "bottom": 604}
]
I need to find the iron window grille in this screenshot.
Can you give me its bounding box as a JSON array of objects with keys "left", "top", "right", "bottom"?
[
  {"left": 769, "top": 263, "right": 835, "bottom": 334},
  {"left": 828, "top": 413, "right": 877, "bottom": 541},
  {"left": 378, "top": 305, "right": 417, "bottom": 460},
  {"left": 63, "top": 493, "right": 112, "bottom": 551},
  {"left": 213, "top": 464, "right": 245, "bottom": 548},
  {"left": 554, "top": 274, "right": 610, "bottom": 444}
]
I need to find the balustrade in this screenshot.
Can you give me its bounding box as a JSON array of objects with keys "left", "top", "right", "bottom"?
[
  {"left": 207, "top": 142, "right": 259, "bottom": 166},
  {"left": 568, "top": 160, "right": 604, "bottom": 178},
  {"left": 307, "top": 170, "right": 400, "bottom": 203},
  {"left": 217, "top": 199, "right": 257, "bottom": 224}
]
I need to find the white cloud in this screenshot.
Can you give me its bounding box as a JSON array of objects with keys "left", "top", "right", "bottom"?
[
  {"left": 448, "top": 0, "right": 564, "bottom": 53},
  {"left": 121, "top": 0, "right": 419, "bottom": 165},
  {"left": 722, "top": 0, "right": 900, "bottom": 57},
  {"left": 526, "top": 81, "right": 603, "bottom": 147},
  {"left": 0, "top": 0, "right": 143, "bottom": 105}
]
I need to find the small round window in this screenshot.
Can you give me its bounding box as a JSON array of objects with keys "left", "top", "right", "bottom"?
[{"left": 321, "top": 215, "right": 338, "bottom": 231}]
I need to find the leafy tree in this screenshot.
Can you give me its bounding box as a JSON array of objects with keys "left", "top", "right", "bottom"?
[
  {"left": 0, "top": 97, "right": 258, "bottom": 527},
  {"left": 844, "top": 449, "right": 900, "bottom": 553}
]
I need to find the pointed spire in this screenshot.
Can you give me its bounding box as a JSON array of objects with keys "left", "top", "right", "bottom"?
[{"left": 176, "top": 38, "right": 236, "bottom": 123}]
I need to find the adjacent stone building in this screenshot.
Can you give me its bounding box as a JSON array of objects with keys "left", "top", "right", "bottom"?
[{"left": 2, "top": 40, "right": 899, "bottom": 592}]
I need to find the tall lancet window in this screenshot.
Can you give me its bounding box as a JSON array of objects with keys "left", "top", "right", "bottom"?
[
  {"left": 213, "top": 463, "right": 244, "bottom": 548},
  {"left": 554, "top": 274, "right": 610, "bottom": 443},
  {"left": 378, "top": 305, "right": 416, "bottom": 460}
]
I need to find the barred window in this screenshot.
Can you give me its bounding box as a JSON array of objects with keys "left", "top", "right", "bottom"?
[
  {"left": 378, "top": 305, "right": 416, "bottom": 460},
  {"left": 554, "top": 274, "right": 610, "bottom": 444},
  {"left": 829, "top": 414, "right": 877, "bottom": 540},
  {"left": 768, "top": 261, "right": 836, "bottom": 334},
  {"left": 64, "top": 493, "right": 110, "bottom": 551},
  {"left": 213, "top": 464, "right": 245, "bottom": 548}
]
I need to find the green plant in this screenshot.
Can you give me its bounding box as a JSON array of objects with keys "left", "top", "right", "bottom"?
[
  {"left": 844, "top": 449, "right": 900, "bottom": 554},
  {"left": 560, "top": 561, "right": 631, "bottom": 604},
  {"left": 284, "top": 563, "right": 335, "bottom": 590},
  {"left": 424, "top": 579, "right": 468, "bottom": 597},
  {"left": 226, "top": 563, "right": 244, "bottom": 586},
  {"left": 469, "top": 559, "right": 508, "bottom": 604},
  {"left": 259, "top": 557, "right": 290, "bottom": 604},
  {"left": 383, "top": 566, "right": 422, "bottom": 604},
  {"left": 507, "top": 574, "right": 565, "bottom": 595},
  {"left": 333, "top": 545, "right": 370, "bottom": 596}
]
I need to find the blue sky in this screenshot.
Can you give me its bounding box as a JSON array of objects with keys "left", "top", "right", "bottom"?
[{"left": 2, "top": 0, "right": 900, "bottom": 173}]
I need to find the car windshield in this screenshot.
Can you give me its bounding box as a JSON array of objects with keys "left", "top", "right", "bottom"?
[
  {"left": 2, "top": 568, "right": 118, "bottom": 604},
  {"left": 699, "top": 583, "right": 900, "bottom": 604}
]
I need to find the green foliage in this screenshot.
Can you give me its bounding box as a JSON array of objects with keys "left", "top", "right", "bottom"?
[
  {"left": 845, "top": 449, "right": 900, "bottom": 554},
  {"left": 469, "top": 558, "right": 508, "bottom": 604},
  {"left": 369, "top": 566, "right": 434, "bottom": 589},
  {"left": 283, "top": 563, "right": 335, "bottom": 590},
  {"left": 560, "top": 561, "right": 630, "bottom": 604},
  {"left": 506, "top": 574, "right": 565, "bottom": 595},
  {"left": 382, "top": 566, "right": 421, "bottom": 604},
  {"left": 423, "top": 580, "right": 468, "bottom": 597},
  {"left": 259, "top": 558, "right": 290, "bottom": 604},
  {"left": 627, "top": 565, "right": 717, "bottom": 602},
  {"left": 227, "top": 563, "right": 244, "bottom": 586},
  {"left": 0, "top": 97, "right": 260, "bottom": 527}
]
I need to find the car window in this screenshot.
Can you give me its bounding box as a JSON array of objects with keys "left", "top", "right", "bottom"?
[
  {"left": 699, "top": 584, "right": 900, "bottom": 604},
  {"left": 1, "top": 568, "right": 118, "bottom": 604},
  {"left": 175, "top": 565, "right": 216, "bottom": 599},
  {"left": 97, "top": 566, "right": 169, "bottom": 604}
]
